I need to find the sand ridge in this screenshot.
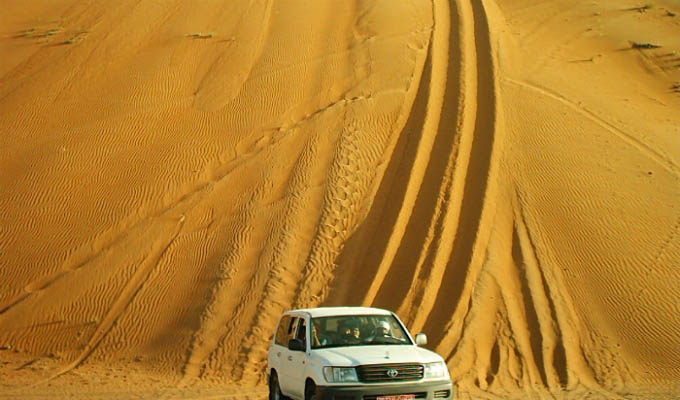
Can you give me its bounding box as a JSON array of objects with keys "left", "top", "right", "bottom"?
[{"left": 1, "top": 0, "right": 679, "bottom": 398}]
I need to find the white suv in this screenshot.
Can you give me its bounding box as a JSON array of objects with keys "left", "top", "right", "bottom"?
[{"left": 267, "top": 307, "right": 453, "bottom": 400}]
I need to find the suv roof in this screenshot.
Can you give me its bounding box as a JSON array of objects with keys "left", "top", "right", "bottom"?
[{"left": 285, "top": 306, "right": 393, "bottom": 318}]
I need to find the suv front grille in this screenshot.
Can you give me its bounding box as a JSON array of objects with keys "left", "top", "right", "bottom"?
[{"left": 357, "top": 363, "right": 424, "bottom": 383}]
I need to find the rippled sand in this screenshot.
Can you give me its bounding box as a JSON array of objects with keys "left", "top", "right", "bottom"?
[{"left": 1, "top": 0, "right": 679, "bottom": 398}]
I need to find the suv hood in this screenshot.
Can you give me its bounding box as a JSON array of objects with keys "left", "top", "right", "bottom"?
[{"left": 313, "top": 345, "right": 443, "bottom": 366}]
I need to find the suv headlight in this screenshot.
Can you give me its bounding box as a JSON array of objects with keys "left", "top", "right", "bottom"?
[
  {"left": 424, "top": 361, "right": 449, "bottom": 379},
  {"left": 323, "top": 366, "right": 359, "bottom": 383}
]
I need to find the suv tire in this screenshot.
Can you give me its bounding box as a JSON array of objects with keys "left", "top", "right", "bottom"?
[
  {"left": 269, "top": 372, "right": 290, "bottom": 400},
  {"left": 304, "top": 380, "right": 319, "bottom": 400}
]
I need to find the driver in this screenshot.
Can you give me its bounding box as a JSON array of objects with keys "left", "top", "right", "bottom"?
[
  {"left": 374, "top": 320, "right": 391, "bottom": 338},
  {"left": 365, "top": 320, "right": 394, "bottom": 343}
]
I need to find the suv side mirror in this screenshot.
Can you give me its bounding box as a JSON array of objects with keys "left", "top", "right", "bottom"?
[
  {"left": 288, "top": 338, "right": 306, "bottom": 352},
  {"left": 415, "top": 333, "right": 427, "bottom": 346}
]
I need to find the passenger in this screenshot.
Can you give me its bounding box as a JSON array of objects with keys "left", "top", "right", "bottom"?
[
  {"left": 350, "top": 325, "right": 361, "bottom": 341},
  {"left": 339, "top": 322, "right": 362, "bottom": 345},
  {"left": 311, "top": 322, "right": 328, "bottom": 347}
]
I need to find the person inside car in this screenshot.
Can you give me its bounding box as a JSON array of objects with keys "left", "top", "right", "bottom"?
[
  {"left": 339, "top": 322, "right": 362, "bottom": 345},
  {"left": 366, "top": 320, "right": 394, "bottom": 342},
  {"left": 375, "top": 320, "right": 391, "bottom": 337},
  {"left": 311, "top": 321, "right": 328, "bottom": 347}
]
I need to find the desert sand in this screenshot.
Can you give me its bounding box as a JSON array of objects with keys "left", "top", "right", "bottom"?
[{"left": 1, "top": 0, "right": 679, "bottom": 399}]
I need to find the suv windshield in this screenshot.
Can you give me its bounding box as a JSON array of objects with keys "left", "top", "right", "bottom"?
[{"left": 310, "top": 314, "right": 412, "bottom": 349}]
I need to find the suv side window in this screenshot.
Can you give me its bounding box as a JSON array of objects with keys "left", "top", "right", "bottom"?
[
  {"left": 287, "top": 317, "right": 300, "bottom": 344},
  {"left": 296, "top": 318, "right": 307, "bottom": 349},
  {"left": 275, "top": 315, "right": 292, "bottom": 346}
]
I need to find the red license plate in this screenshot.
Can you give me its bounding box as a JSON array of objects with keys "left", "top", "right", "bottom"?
[{"left": 377, "top": 396, "right": 415, "bottom": 400}]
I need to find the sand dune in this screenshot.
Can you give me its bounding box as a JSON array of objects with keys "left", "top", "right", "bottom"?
[{"left": 1, "top": 0, "right": 679, "bottom": 398}]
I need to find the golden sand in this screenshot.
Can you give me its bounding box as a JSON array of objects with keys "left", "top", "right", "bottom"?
[{"left": 1, "top": 0, "right": 679, "bottom": 398}]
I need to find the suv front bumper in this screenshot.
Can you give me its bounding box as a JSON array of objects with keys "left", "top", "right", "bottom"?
[{"left": 315, "top": 380, "right": 453, "bottom": 400}]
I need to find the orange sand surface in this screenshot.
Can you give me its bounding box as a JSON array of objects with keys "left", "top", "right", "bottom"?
[{"left": 1, "top": 0, "right": 679, "bottom": 399}]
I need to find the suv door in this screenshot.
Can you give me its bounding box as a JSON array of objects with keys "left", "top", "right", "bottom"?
[
  {"left": 281, "top": 316, "right": 309, "bottom": 399},
  {"left": 278, "top": 316, "right": 300, "bottom": 395},
  {"left": 291, "top": 317, "right": 310, "bottom": 397},
  {"left": 269, "top": 314, "right": 291, "bottom": 385}
]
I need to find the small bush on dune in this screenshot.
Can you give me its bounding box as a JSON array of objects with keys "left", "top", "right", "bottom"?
[
  {"left": 631, "top": 41, "right": 661, "bottom": 49},
  {"left": 627, "top": 3, "right": 654, "bottom": 12},
  {"left": 186, "top": 32, "right": 215, "bottom": 39},
  {"left": 21, "top": 28, "right": 37, "bottom": 37}
]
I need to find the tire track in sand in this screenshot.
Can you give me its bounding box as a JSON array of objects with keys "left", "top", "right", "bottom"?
[
  {"left": 422, "top": 0, "right": 500, "bottom": 350},
  {"left": 392, "top": 0, "right": 491, "bottom": 338},
  {"left": 329, "top": 0, "right": 498, "bottom": 350},
  {"left": 406, "top": 2, "right": 620, "bottom": 394},
  {"left": 366, "top": 0, "right": 499, "bottom": 348},
  {"left": 358, "top": 0, "right": 454, "bottom": 309}
]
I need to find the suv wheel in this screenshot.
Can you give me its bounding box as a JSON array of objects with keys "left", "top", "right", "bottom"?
[
  {"left": 269, "top": 372, "right": 290, "bottom": 400},
  {"left": 304, "top": 380, "right": 319, "bottom": 400}
]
